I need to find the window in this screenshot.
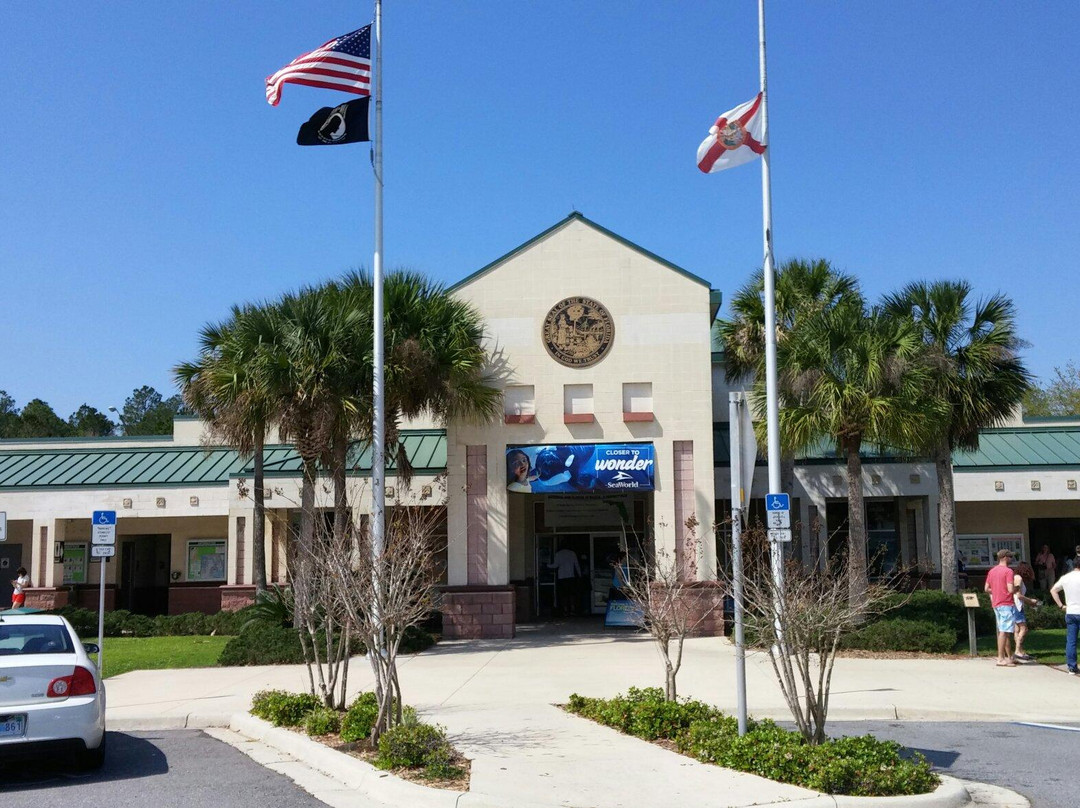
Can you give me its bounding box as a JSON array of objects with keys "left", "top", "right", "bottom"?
[
  {"left": 563, "top": 384, "right": 594, "bottom": 423},
  {"left": 622, "top": 382, "right": 653, "bottom": 421},
  {"left": 504, "top": 385, "right": 535, "bottom": 424},
  {"left": 187, "top": 539, "right": 227, "bottom": 582},
  {"left": 63, "top": 543, "right": 88, "bottom": 585},
  {"left": 0, "top": 624, "right": 75, "bottom": 656}
]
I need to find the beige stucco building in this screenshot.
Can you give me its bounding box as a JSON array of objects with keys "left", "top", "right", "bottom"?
[{"left": 3, "top": 214, "right": 1079, "bottom": 636}]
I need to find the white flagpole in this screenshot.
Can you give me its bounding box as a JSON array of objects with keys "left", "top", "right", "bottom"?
[
  {"left": 758, "top": 0, "right": 785, "bottom": 615},
  {"left": 372, "top": 0, "right": 385, "bottom": 564}
]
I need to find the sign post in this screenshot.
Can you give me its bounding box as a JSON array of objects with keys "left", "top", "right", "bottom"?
[
  {"left": 728, "top": 392, "right": 756, "bottom": 737},
  {"left": 91, "top": 511, "right": 116, "bottom": 669}
]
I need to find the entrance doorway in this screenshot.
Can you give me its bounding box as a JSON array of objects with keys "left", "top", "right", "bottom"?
[
  {"left": 1029, "top": 518, "right": 1080, "bottom": 576},
  {"left": 535, "top": 532, "right": 626, "bottom": 617},
  {"left": 120, "top": 535, "right": 171, "bottom": 615},
  {"left": 0, "top": 544, "right": 23, "bottom": 606}
]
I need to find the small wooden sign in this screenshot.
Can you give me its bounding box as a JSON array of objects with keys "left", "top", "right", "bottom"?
[{"left": 962, "top": 593, "right": 981, "bottom": 608}]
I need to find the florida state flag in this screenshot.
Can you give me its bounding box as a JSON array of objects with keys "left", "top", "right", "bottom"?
[{"left": 696, "top": 94, "right": 766, "bottom": 174}]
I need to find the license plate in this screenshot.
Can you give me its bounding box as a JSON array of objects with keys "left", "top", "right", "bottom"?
[{"left": 0, "top": 714, "right": 27, "bottom": 738}]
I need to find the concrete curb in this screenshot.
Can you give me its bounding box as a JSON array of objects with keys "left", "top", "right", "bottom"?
[{"left": 107, "top": 713, "right": 232, "bottom": 732}]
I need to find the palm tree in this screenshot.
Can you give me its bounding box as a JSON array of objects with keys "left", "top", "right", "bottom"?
[
  {"left": 175, "top": 304, "right": 283, "bottom": 595},
  {"left": 718, "top": 258, "right": 860, "bottom": 382},
  {"left": 717, "top": 259, "right": 861, "bottom": 525},
  {"left": 772, "top": 298, "right": 945, "bottom": 602},
  {"left": 883, "top": 281, "right": 1031, "bottom": 593}
]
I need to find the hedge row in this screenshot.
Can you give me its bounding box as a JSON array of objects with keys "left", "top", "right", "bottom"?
[
  {"left": 841, "top": 589, "right": 1066, "bottom": 654},
  {"left": 55, "top": 606, "right": 253, "bottom": 638},
  {"left": 567, "top": 688, "right": 938, "bottom": 797}
]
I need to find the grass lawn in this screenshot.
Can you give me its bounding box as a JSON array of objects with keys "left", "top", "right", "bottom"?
[
  {"left": 96, "top": 635, "right": 233, "bottom": 679},
  {"left": 972, "top": 628, "right": 1067, "bottom": 665}
]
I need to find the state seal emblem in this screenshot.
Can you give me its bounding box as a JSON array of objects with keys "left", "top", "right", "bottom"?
[{"left": 542, "top": 296, "right": 614, "bottom": 368}]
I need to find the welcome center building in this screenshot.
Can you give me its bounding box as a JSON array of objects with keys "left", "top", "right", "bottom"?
[{"left": 3, "top": 214, "right": 1080, "bottom": 638}]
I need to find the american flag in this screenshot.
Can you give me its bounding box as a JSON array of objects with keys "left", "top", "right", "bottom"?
[{"left": 265, "top": 25, "right": 372, "bottom": 107}]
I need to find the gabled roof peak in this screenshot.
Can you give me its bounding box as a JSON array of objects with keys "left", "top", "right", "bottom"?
[{"left": 449, "top": 212, "right": 711, "bottom": 292}]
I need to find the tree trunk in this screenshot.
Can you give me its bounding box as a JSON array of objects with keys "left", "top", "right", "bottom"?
[
  {"left": 844, "top": 439, "right": 868, "bottom": 604},
  {"left": 252, "top": 431, "right": 268, "bottom": 595},
  {"left": 332, "top": 436, "right": 348, "bottom": 548},
  {"left": 936, "top": 443, "right": 959, "bottom": 594},
  {"left": 780, "top": 454, "right": 797, "bottom": 559},
  {"left": 300, "top": 457, "right": 317, "bottom": 549}
]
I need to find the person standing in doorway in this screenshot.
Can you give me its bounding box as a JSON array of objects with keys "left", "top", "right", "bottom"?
[
  {"left": 551, "top": 542, "right": 582, "bottom": 617},
  {"left": 1035, "top": 545, "right": 1057, "bottom": 591},
  {"left": 984, "top": 549, "right": 1018, "bottom": 667},
  {"left": 1050, "top": 561, "right": 1080, "bottom": 675},
  {"left": 10, "top": 567, "right": 30, "bottom": 609}
]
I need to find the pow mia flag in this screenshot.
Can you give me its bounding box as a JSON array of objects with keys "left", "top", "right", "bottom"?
[{"left": 297, "top": 97, "right": 370, "bottom": 146}]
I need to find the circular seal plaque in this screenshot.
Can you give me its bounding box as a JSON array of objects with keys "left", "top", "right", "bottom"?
[{"left": 542, "top": 296, "right": 615, "bottom": 368}]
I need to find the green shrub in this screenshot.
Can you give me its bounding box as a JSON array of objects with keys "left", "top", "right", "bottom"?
[
  {"left": 340, "top": 692, "right": 380, "bottom": 743},
  {"left": 376, "top": 722, "right": 454, "bottom": 772},
  {"left": 399, "top": 625, "right": 438, "bottom": 654},
  {"left": 303, "top": 707, "right": 342, "bottom": 736},
  {"left": 123, "top": 613, "right": 156, "bottom": 637},
  {"left": 55, "top": 606, "right": 98, "bottom": 637},
  {"left": 805, "top": 735, "right": 938, "bottom": 797},
  {"left": 250, "top": 689, "right": 322, "bottom": 727},
  {"left": 209, "top": 606, "right": 255, "bottom": 635},
  {"left": 567, "top": 687, "right": 722, "bottom": 740},
  {"left": 218, "top": 623, "right": 305, "bottom": 666},
  {"left": 1025, "top": 602, "right": 1066, "bottom": 630},
  {"left": 841, "top": 618, "right": 957, "bottom": 653},
  {"left": 571, "top": 691, "right": 938, "bottom": 797}
]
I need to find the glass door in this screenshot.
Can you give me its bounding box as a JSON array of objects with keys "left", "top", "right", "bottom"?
[{"left": 590, "top": 533, "right": 623, "bottom": 615}]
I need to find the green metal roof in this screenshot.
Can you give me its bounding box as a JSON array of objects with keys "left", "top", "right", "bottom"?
[
  {"left": 712, "top": 422, "right": 908, "bottom": 467},
  {"left": 0, "top": 431, "right": 448, "bottom": 491},
  {"left": 449, "top": 212, "right": 712, "bottom": 292},
  {"left": 257, "top": 431, "right": 447, "bottom": 477},
  {"left": 714, "top": 423, "right": 1080, "bottom": 470},
  {"left": 953, "top": 427, "right": 1080, "bottom": 471}
]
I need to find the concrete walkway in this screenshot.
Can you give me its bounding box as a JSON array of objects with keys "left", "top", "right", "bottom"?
[{"left": 106, "top": 622, "right": 1074, "bottom": 807}]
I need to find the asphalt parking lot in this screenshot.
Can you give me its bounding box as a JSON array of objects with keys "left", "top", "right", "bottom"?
[{"left": 0, "top": 730, "right": 326, "bottom": 808}]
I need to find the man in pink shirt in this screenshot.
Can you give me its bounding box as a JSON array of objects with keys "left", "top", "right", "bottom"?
[{"left": 984, "top": 549, "right": 1018, "bottom": 667}]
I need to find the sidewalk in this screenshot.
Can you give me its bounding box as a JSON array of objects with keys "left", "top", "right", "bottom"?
[{"left": 106, "top": 623, "right": 1069, "bottom": 807}]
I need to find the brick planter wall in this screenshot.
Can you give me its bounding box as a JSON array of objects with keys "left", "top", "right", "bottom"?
[
  {"left": 169, "top": 586, "right": 224, "bottom": 615},
  {"left": 680, "top": 582, "right": 726, "bottom": 637},
  {"left": 220, "top": 585, "right": 257, "bottom": 612},
  {"left": 441, "top": 587, "right": 515, "bottom": 639},
  {"left": 72, "top": 585, "right": 116, "bottom": 611},
  {"left": 23, "top": 587, "right": 68, "bottom": 610}
]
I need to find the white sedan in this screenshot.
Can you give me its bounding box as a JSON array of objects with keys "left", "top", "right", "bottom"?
[{"left": 0, "top": 614, "right": 106, "bottom": 769}]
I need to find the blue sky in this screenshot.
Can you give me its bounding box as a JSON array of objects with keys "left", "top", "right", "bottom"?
[{"left": 2, "top": 1, "right": 1078, "bottom": 417}]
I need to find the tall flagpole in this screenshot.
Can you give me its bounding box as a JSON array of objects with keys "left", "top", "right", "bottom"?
[
  {"left": 372, "top": 0, "right": 385, "bottom": 565},
  {"left": 758, "top": 0, "right": 785, "bottom": 612}
]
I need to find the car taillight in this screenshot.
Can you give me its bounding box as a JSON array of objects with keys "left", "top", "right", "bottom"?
[{"left": 47, "top": 666, "right": 97, "bottom": 698}]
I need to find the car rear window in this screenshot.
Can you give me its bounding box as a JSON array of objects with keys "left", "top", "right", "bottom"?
[{"left": 0, "top": 624, "right": 76, "bottom": 655}]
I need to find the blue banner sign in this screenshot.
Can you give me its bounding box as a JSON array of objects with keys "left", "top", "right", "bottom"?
[{"left": 506, "top": 443, "right": 655, "bottom": 494}]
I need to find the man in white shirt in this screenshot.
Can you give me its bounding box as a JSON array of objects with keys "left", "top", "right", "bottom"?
[
  {"left": 551, "top": 544, "right": 582, "bottom": 617},
  {"left": 1050, "top": 566, "right": 1080, "bottom": 675}
]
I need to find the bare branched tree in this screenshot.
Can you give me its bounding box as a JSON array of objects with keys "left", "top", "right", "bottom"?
[
  {"left": 618, "top": 520, "right": 713, "bottom": 701},
  {"left": 290, "top": 493, "right": 352, "bottom": 709},
  {"left": 725, "top": 522, "right": 898, "bottom": 743},
  {"left": 312, "top": 498, "right": 445, "bottom": 742}
]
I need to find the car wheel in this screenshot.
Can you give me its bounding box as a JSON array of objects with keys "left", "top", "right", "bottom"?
[{"left": 76, "top": 733, "right": 106, "bottom": 771}]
